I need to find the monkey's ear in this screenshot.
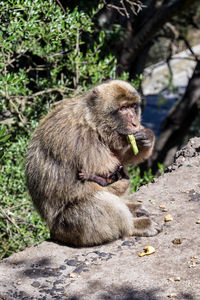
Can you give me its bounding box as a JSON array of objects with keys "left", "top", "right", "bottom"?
[{"left": 87, "top": 88, "right": 99, "bottom": 107}]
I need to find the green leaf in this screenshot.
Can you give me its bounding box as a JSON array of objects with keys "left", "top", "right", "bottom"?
[{"left": 0, "top": 134, "right": 11, "bottom": 143}]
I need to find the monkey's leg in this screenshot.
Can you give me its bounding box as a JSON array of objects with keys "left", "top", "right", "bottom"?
[
  {"left": 50, "top": 191, "right": 161, "bottom": 246},
  {"left": 126, "top": 202, "right": 150, "bottom": 217},
  {"left": 122, "top": 192, "right": 150, "bottom": 217},
  {"left": 51, "top": 191, "right": 135, "bottom": 246},
  {"left": 125, "top": 200, "right": 162, "bottom": 235},
  {"left": 132, "top": 217, "right": 162, "bottom": 237},
  {"left": 124, "top": 202, "right": 161, "bottom": 236}
]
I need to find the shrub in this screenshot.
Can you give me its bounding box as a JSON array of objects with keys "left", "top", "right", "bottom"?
[
  {"left": 0, "top": 0, "right": 117, "bottom": 132},
  {"left": 0, "top": 0, "right": 118, "bottom": 259},
  {"left": 0, "top": 0, "right": 155, "bottom": 259}
]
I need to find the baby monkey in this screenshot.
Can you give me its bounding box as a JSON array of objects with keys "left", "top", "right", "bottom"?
[{"left": 78, "top": 165, "right": 129, "bottom": 187}]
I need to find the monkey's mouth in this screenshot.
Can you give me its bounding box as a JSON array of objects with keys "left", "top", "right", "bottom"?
[{"left": 117, "top": 127, "right": 139, "bottom": 136}]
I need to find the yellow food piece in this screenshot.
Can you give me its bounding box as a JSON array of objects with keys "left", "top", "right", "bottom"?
[
  {"left": 174, "top": 277, "right": 181, "bottom": 281},
  {"left": 159, "top": 205, "right": 166, "bottom": 209},
  {"left": 144, "top": 245, "right": 156, "bottom": 255},
  {"left": 168, "top": 293, "right": 177, "bottom": 298},
  {"left": 164, "top": 214, "right": 173, "bottom": 222},
  {"left": 128, "top": 134, "right": 139, "bottom": 155},
  {"left": 172, "top": 238, "right": 182, "bottom": 244},
  {"left": 138, "top": 245, "right": 155, "bottom": 257},
  {"left": 138, "top": 252, "right": 146, "bottom": 257}
]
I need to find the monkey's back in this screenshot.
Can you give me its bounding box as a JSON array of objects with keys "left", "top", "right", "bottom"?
[{"left": 25, "top": 98, "right": 115, "bottom": 223}]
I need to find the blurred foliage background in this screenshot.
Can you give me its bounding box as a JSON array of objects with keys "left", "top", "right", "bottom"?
[{"left": 0, "top": 0, "right": 199, "bottom": 259}]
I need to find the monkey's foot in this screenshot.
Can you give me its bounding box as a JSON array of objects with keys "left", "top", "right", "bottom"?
[
  {"left": 127, "top": 203, "right": 150, "bottom": 217},
  {"left": 133, "top": 217, "right": 162, "bottom": 237},
  {"left": 142, "top": 220, "right": 163, "bottom": 237},
  {"left": 135, "top": 207, "right": 150, "bottom": 217}
]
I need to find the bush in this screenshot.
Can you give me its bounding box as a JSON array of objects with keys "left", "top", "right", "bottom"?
[
  {"left": 0, "top": 0, "right": 156, "bottom": 259},
  {"left": 0, "top": 128, "right": 49, "bottom": 259},
  {"left": 0, "top": 0, "right": 117, "bottom": 132},
  {"left": 0, "top": 0, "right": 118, "bottom": 259}
]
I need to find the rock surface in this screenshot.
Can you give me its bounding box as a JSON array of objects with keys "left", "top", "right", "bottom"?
[
  {"left": 0, "top": 138, "right": 200, "bottom": 300},
  {"left": 142, "top": 44, "right": 200, "bottom": 95}
]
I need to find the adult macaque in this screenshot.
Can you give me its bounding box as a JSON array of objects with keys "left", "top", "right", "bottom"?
[{"left": 25, "top": 80, "right": 161, "bottom": 246}]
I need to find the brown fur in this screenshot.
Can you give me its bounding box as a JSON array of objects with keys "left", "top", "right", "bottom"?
[{"left": 25, "top": 80, "right": 161, "bottom": 247}]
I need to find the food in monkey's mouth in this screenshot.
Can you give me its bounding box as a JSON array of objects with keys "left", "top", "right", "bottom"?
[{"left": 128, "top": 134, "right": 139, "bottom": 155}]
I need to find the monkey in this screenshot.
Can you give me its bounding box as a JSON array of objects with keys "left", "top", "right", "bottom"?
[
  {"left": 78, "top": 165, "right": 129, "bottom": 187},
  {"left": 25, "top": 79, "right": 161, "bottom": 247}
]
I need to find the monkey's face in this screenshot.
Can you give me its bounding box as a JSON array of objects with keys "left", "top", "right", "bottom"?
[
  {"left": 89, "top": 80, "right": 141, "bottom": 136},
  {"left": 115, "top": 102, "right": 141, "bottom": 135},
  {"left": 109, "top": 82, "right": 141, "bottom": 135}
]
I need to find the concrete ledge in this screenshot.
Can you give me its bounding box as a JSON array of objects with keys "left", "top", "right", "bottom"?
[{"left": 0, "top": 138, "right": 200, "bottom": 300}]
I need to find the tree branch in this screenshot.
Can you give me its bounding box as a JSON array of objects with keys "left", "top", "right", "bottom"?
[
  {"left": 118, "top": 0, "right": 198, "bottom": 74},
  {"left": 5, "top": 87, "right": 74, "bottom": 100}
]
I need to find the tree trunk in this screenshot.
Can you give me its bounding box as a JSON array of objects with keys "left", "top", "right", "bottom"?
[{"left": 142, "top": 60, "right": 200, "bottom": 173}]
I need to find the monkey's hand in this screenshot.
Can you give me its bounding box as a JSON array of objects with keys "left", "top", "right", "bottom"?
[
  {"left": 133, "top": 128, "right": 155, "bottom": 149},
  {"left": 78, "top": 170, "right": 90, "bottom": 181},
  {"left": 118, "top": 129, "right": 155, "bottom": 165}
]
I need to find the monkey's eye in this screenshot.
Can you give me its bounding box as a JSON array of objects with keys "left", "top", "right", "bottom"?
[
  {"left": 119, "top": 103, "right": 139, "bottom": 111},
  {"left": 119, "top": 105, "right": 127, "bottom": 110},
  {"left": 129, "top": 103, "right": 138, "bottom": 109},
  {"left": 131, "top": 103, "right": 141, "bottom": 112}
]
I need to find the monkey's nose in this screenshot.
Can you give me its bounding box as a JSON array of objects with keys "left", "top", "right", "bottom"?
[{"left": 132, "top": 118, "right": 139, "bottom": 128}]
